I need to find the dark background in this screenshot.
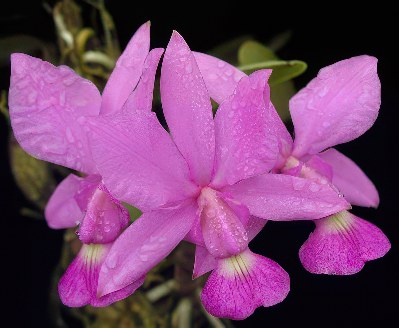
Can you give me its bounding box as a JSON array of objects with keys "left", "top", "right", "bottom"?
[{"left": 1, "top": 2, "right": 398, "bottom": 327}]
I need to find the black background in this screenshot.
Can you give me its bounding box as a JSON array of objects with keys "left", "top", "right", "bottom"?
[{"left": 1, "top": 2, "right": 398, "bottom": 327}]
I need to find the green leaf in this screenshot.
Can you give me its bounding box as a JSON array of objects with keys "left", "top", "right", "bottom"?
[
  {"left": 238, "top": 59, "right": 307, "bottom": 86},
  {"left": 270, "top": 81, "right": 296, "bottom": 122},
  {"left": 9, "top": 135, "right": 56, "bottom": 210},
  {"left": 209, "top": 35, "right": 253, "bottom": 66},
  {"left": 123, "top": 203, "right": 142, "bottom": 222},
  {"left": 238, "top": 40, "right": 278, "bottom": 65}
]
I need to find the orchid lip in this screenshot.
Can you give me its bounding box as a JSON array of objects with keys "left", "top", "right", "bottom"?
[{"left": 197, "top": 187, "right": 248, "bottom": 259}]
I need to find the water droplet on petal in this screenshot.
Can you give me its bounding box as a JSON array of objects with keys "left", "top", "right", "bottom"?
[
  {"left": 140, "top": 254, "right": 149, "bottom": 262},
  {"left": 65, "top": 127, "right": 75, "bottom": 143},
  {"left": 107, "top": 254, "right": 118, "bottom": 269}
]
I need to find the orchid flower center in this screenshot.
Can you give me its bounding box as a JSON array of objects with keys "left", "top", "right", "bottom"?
[
  {"left": 282, "top": 155, "right": 331, "bottom": 185},
  {"left": 317, "top": 210, "right": 353, "bottom": 231},
  {"left": 81, "top": 244, "right": 107, "bottom": 265},
  {"left": 283, "top": 155, "right": 300, "bottom": 171},
  {"left": 197, "top": 187, "right": 248, "bottom": 259}
]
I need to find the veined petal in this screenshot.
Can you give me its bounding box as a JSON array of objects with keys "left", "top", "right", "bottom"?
[
  {"left": 100, "top": 22, "right": 150, "bottom": 115},
  {"left": 97, "top": 200, "right": 197, "bottom": 296},
  {"left": 299, "top": 211, "right": 390, "bottom": 275},
  {"left": 45, "top": 174, "right": 86, "bottom": 229},
  {"left": 9, "top": 53, "right": 101, "bottom": 173},
  {"left": 291, "top": 55, "right": 381, "bottom": 157},
  {"left": 123, "top": 48, "right": 164, "bottom": 112},
  {"left": 161, "top": 32, "right": 215, "bottom": 186},
  {"left": 211, "top": 70, "right": 278, "bottom": 188},
  {"left": 88, "top": 109, "right": 197, "bottom": 211},
  {"left": 223, "top": 174, "right": 350, "bottom": 221},
  {"left": 201, "top": 248, "right": 289, "bottom": 320},
  {"left": 58, "top": 244, "right": 143, "bottom": 307},
  {"left": 78, "top": 184, "right": 129, "bottom": 244},
  {"left": 193, "top": 245, "right": 218, "bottom": 279},
  {"left": 319, "top": 148, "right": 379, "bottom": 207},
  {"left": 194, "top": 52, "right": 246, "bottom": 104},
  {"left": 192, "top": 216, "right": 266, "bottom": 279}
]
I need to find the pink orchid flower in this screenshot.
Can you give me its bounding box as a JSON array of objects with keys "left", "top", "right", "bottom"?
[
  {"left": 9, "top": 22, "right": 164, "bottom": 306},
  {"left": 88, "top": 32, "right": 349, "bottom": 319},
  {"left": 197, "top": 54, "right": 390, "bottom": 275}
]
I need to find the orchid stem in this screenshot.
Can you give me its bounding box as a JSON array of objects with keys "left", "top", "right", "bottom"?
[
  {"left": 145, "top": 279, "right": 177, "bottom": 302},
  {"left": 172, "top": 298, "right": 192, "bottom": 328}
]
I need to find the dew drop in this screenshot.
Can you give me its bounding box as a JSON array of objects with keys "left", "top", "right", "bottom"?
[
  {"left": 185, "top": 63, "right": 193, "bottom": 73},
  {"left": 140, "top": 254, "right": 149, "bottom": 262},
  {"left": 77, "top": 116, "right": 86, "bottom": 124},
  {"left": 65, "top": 128, "right": 75, "bottom": 143},
  {"left": 225, "top": 69, "right": 233, "bottom": 76},
  {"left": 292, "top": 178, "right": 307, "bottom": 191},
  {"left": 309, "top": 183, "right": 321, "bottom": 192},
  {"left": 107, "top": 254, "right": 118, "bottom": 269}
]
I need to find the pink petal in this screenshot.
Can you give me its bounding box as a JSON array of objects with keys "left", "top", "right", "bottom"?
[
  {"left": 97, "top": 200, "right": 197, "bottom": 296},
  {"left": 73, "top": 174, "right": 102, "bottom": 211},
  {"left": 192, "top": 217, "right": 265, "bottom": 279},
  {"left": 319, "top": 148, "right": 379, "bottom": 207},
  {"left": 194, "top": 52, "right": 246, "bottom": 103},
  {"left": 186, "top": 206, "right": 262, "bottom": 248},
  {"left": 211, "top": 70, "right": 278, "bottom": 188},
  {"left": 299, "top": 211, "right": 390, "bottom": 275},
  {"left": 291, "top": 56, "right": 381, "bottom": 157},
  {"left": 201, "top": 248, "right": 289, "bottom": 320},
  {"left": 223, "top": 173, "right": 351, "bottom": 221},
  {"left": 304, "top": 155, "right": 333, "bottom": 182},
  {"left": 88, "top": 109, "right": 197, "bottom": 211},
  {"left": 193, "top": 245, "right": 218, "bottom": 278},
  {"left": 123, "top": 48, "right": 164, "bottom": 112},
  {"left": 58, "top": 244, "right": 143, "bottom": 307},
  {"left": 269, "top": 103, "right": 294, "bottom": 170},
  {"left": 198, "top": 188, "right": 248, "bottom": 258},
  {"left": 78, "top": 184, "right": 130, "bottom": 244},
  {"left": 45, "top": 174, "right": 99, "bottom": 229},
  {"left": 184, "top": 215, "right": 205, "bottom": 246},
  {"left": 246, "top": 216, "right": 267, "bottom": 241},
  {"left": 100, "top": 22, "right": 150, "bottom": 115},
  {"left": 160, "top": 32, "right": 215, "bottom": 186},
  {"left": 9, "top": 54, "right": 101, "bottom": 173}
]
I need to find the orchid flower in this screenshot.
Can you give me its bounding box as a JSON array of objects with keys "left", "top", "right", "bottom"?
[
  {"left": 197, "top": 54, "right": 390, "bottom": 275},
  {"left": 88, "top": 32, "right": 349, "bottom": 319},
  {"left": 9, "top": 22, "right": 164, "bottom": 306}
]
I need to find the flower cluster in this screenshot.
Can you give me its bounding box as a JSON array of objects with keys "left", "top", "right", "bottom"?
[{"left": 9, "top": 22, "right": 390, "bottom": 320}]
